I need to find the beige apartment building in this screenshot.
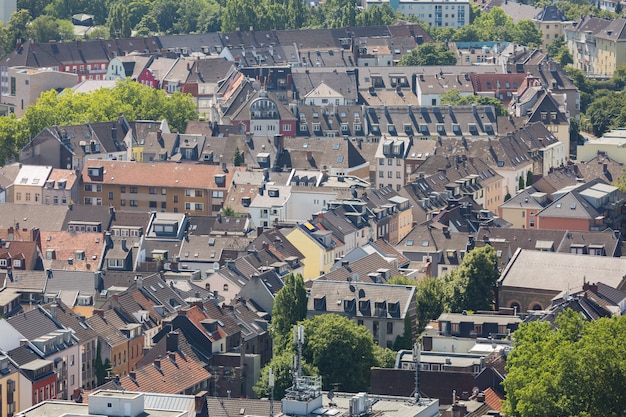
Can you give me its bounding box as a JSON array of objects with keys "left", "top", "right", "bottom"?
[
  {"left": 80, "top": 161, "right": 240, "bottom": 216},
  {"left": 1, "top": 67, "right": 78, "bottom": 117}
]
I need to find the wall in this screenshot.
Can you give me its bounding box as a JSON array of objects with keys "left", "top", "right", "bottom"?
[{"left": 536, "top": 216, "right": 590, "bottom": 231}]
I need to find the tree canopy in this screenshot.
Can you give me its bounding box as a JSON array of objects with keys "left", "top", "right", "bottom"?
[
  {"left": 301, "top": 314, "right": 389, "bottom": 392},
  {"left": 398, "top": 43, "right": 456, "bottom": 66},
  {"left": 0, "top": 79, "right": 197, "bottom": 165},
  {"left": 504, "top": 310, "right": 626, "bottom": 417},
  {"left": 442, "top": 245, "right": 499, "bottom": 312},
  {"left": 440, "top": 88, "right": 508, "bottom": 116},
  {"left": 270, "top": 273, "right": 308, "bottom": 351}
]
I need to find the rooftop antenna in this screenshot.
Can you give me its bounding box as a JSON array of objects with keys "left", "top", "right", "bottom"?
[
  {"left": 294, "top": 324, "right": 304, "bottom": 387},
  {"left": 413, "top": 339, "right": 422, "bottom": 404},
  {"left": 269, "top": 367, "right": 275, "bottom": 417}
]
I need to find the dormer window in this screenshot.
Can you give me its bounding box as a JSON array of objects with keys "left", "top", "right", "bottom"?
[{"left": 314, "top": 296, "right": 326, "bottom": 311}]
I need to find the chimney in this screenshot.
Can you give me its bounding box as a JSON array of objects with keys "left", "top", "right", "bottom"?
[
  {"left": 274, "top": 134, "right": 284, "bottom": 153},
  {"left": 154, "top": 357, "right": 161, "bottom": 369},
  {"left": 93, "top": 309, "right": 105, "bottom": 317},
  {"left": 136, "top": 274, "right": 143, "bottom": 289},
  {"left": 603, "top": 163, "right": 608, "bottom": 174},
  {"left": 104, "top": 232, "right": 113, "bottom": 249},
  {"left": 194, "top": 391, "right": 208, "bottom": 414},
  {"left": 262, "top": 241, "right": 269, "bottom": 250},
  {"left": 121, "top": 239, "right": 128, "bottom": 252},
  {"left": 157, "top": 129, "right": 163, "bottom": 142},
  {"left": 168, "top": 352, "right": 176, "bottom": 363},
  {"left": 50, "top": 304, "right": 57, "bottom": 319},
  {"left": 129, "top": 371, "right": 136, "bottom": 380},
  {"left": 166, "top": 331, "right": 179, "bottom": 353},
  {"left": 111, "top": 126, "right": 117, "bottom": 141}
]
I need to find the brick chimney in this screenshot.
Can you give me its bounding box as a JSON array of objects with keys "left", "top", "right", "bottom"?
[
  {"left": 129, "top": 370, "right": 136, "bottom": 380},
  {"left": 93, "top": 309, "right": 105, "bottom": 317},
  {"left": 194, "top": 391, "right": 208, "bottom": 414},
  {"left": 154, "top": 357, "right": 161, "bottom": 369}
]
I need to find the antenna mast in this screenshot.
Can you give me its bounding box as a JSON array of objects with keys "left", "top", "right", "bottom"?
[
  {"left": 294, "top": 324, "right": 304, "bottom": 387},
  {"left": 269, "top": 367, "right": 275, "bottom": 417},
  {"left": 413, "top": 340, "right": 421, "bottom": 404}
]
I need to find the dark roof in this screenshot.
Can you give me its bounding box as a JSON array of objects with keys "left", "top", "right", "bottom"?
[
  {"left": 41, "top": 301, "right": 97, "bottom": 343},
  {"left": 534, "top": 6, "right": 568, "bottom": 22},
  {"left": 7, "top": 306, "right": 61, "bottom": 340}
]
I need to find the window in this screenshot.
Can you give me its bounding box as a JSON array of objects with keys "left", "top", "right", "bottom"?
[
  {"left": 161, "top": 202, "right": 166, "bottom": 209},
  {"left": 25, "top": 193, "right": 31, "bottom": 201},
  {"left": 149, "top": 187, "right": 157, "bottom": 194},
  {"left": 149, "top": 201, "right": 157, "bottom": 208},
  {"left": 121, "top": 186, "right": 126, "bottom": 193},
  {"left": 85, "top": 184, "right": 92, "bottom": 192},
  {"left": 108, "top": 192, "right": 114, "bottom": 200},
  {"left": 121, "top": 199, "right": 126, "bottom": 206},
  {"left": 130, "top": 186, "right": 138, "bottom": 193},
  {"left": 379, "top": 171, "right": 384, "bottom": 178},
  {"left": 387, "top": 322, "right": 393, "bottom": 334},
  {"left": 212, "top": 190, "right": 224, "bottom": 198},
  {"left": 161, "top": 188, "right": 167, "bottom": 195},
  {"left": 13, "top": 259, "right": 21, "bottom": 268},
  {"left": 173, "top": 195, "right": 178, "bottom": 203},
  {"left": 223, "top": 284, "right": 229, "bottom": 291},
  {"left": 130, "top": 200, "right": 138, "bottom": 207},
  {"left": 0, "top": 259, "right": 6, "bottom": 267},
  {"left": 15, "top": 192, "right": 21, "bottom": 201}
]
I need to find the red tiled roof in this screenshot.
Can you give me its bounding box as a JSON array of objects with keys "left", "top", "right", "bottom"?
[
  {"left": 483, "top": 388, "right": 503, "bottom": 411},
  {"left": 118, "top": 351, "right": 211, "bottom": 394}
]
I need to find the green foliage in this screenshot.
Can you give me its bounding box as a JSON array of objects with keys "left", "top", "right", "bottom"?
[
  {"left": 443, "top": 246, "right": 499, "bottom": 312},
  {"left": 302, "top": 314, "right": 379, "bottom": 392},
  {"left": 95, "top": 341, "right": 111, "bottom": 386},
  {"left": 387, "top": 276, "right": 418, "bottom": 286},
  {"left": 518, "top": 175, "right": 525, "bottom": 191},
  {"left": 221, "top": 206, "right": 237, "bottom": 216},
  {"left": 440, "top": 88, "right": 508, "bottom": 116},
  {"left": 526, "top": 171, "right": 533, "bottom": 186},
  {"left": 546, "top": 36, "right": 573, "bottom": 67},
  {"left": 503, "top": 311, "right": 626, "bottom": 417},
  {"left": 0, "top": 79, "right": 197, "bottom": 165},
  {"left": 355, "top": 3, "right": 397, "bottom": 27},
  {"left": 233, "top": 146, "right": 244, "bottom": 166},
  {"left": 271, "top": 273, "right": 308, "bottom": 352},
  {"left": 107, "top": 2, "right": 132, "bottom": 38},
  {"left": 253, "top": 350, "right": 318, "bottom": 399},
  {"left": 612, "top": 168, "right": 626, "bottom": 193},
  {"left": 373, "top": 345, "right": 397, "bottom": 368},
  {"left": 398, "top": 43, "right": 456, "bottom": 66},
  {"left": 415, "top": 276, "right": 444, "bottom": 334},
  {"left": 0, "top": 116, "right": 26, "bottom": 166},
  {"left": 504, "top": 192, "right": 512, "bottom": 202},
  {"left": 512, "top": 20, "right": 542, "bottom": 48}
]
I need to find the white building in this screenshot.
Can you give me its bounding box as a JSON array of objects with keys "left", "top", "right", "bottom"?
[{"left": 365, "top": 0, "right": 469, "bottom": 28}]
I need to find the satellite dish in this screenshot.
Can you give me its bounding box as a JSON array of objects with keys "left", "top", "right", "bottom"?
[
  {"left": 212, "top": 262, "right": 220, "bottom": 271},
  {"left": 327, "top": 390, "right": 334, "bottom": 400},
  {"left": 352, "top": 273, "right": 359, "bottom": 282}
]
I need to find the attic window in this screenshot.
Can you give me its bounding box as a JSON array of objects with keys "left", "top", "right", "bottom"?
[
  {"left": 556, "top": 203, "right": 562, "bottom": 208},
  {"left": 314, "top": 296, "right": 326, "bottom": 311}
]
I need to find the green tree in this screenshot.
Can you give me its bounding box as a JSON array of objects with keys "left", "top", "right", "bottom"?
[
  {"left": 222, "top": 206, "right": 236, "bottom": 216},
  {"left": 526, "top": 170, "right": 533, "bottom": 186},
  {"left": 518, "top": 175, "right": 525, "bottom": 191},
  {"left": 253, "top": 350, "right": 318, "bottom": 399},
  {"left": 547, "top": 36, "right": 573, "bottom": 67},
  {"left": 503, "top": 311, "right": 626, "bottom": 417},
  {"left": 586, "top": 92, "right": 624, "bottom": 137},
  {"left": 415, "top": 276, "right": 445, "bottom": 334},
  {"left": 398, "top": 43, "right": 456, "bottom": 66},
  {"left": 443, "top": 245, "right": 499, "bottom": 312},
  {"left": 302, "top": 314, "right": 378, "bottom": 392},
  {"left": 150, "top": 0, "right": 180, "bottom": 33},
  {"left": 29, "top": 15, "right": 61, "bottom": 42},
  {"left": 17, "top": 0, "right": 49, "bottom": 19},
  {"left": 440, "top": 88, "right": 508, "bottom": 116},
  {"left": 0, "top": 116, "right": 26, "bottom": 165},
  {"left": 128, "top": 0, "right": 154, "bottom": 29},
  {"left": 512, "top": 20, "right": 542, "bottom": 48},
  {"left": 221, "top": 0, "right": 256, "bottom": 32},
  {"left": 5, "top": 9, "right": 32, "bottom": 50},
  {"left": 373, "top": 345, "right": 396, "bottom": 368},
  {"left": 472, "top": 7, "right": 514, "bottom": 41},
  {"left": 134, "top": 15, "right": 159, "bottom": 36},
  {"left": 107, "top": 2, "right": 132, "bottom": 38},
  {"left": 271, "top": 273, "right": 308, "bottom": 351},
  {"left": 504, "top": 192, "right": 512, "bottom": 201},
  {"left": 355, "top": 3, "right": 397, "bottom": 27},
  {"left": 233, "top": 146, "right": 244, "bottom": 166}
]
